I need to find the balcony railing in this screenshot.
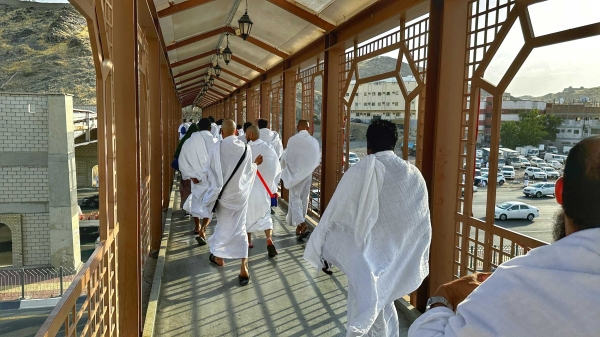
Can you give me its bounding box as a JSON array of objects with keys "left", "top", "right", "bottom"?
[{"left": 36, "top": 225, "right": 119, "bottom": 337}]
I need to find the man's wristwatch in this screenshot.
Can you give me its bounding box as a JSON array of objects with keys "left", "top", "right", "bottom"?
[{"left": 425, "top": 296, "right": 453, "bottom": 311}]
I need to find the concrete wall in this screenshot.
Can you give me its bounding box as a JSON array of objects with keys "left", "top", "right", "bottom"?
[{"left": 0, "top": 93, "right": 81, "bottom": 268}]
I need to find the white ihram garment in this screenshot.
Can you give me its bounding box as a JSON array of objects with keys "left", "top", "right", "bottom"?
[
  {"left": 259, "top": 128, "right": 284, "bottom": 158},
  {"left": 178, "top": 131, "right": 217, "bottom": 218},
  {"left": 204, "top": 136, "right": 256, "bottom": 259},
  {"left": 178, "top": 123, "right": 188, "bottom": 140},
  {"left": 409, "top": 228, "right": 600, "bottom": 337},
  {"left": 210, "top": 123, "right": 220, "bottom": 139},
  {"left": 304, "top": 151, "right": 432, "bottom": 337},
  {"left": 281, "top": 130, "right": 320, "bottom": 226},
  {"left": 246, "top": 140, "right": 281, "bottom": 233}
]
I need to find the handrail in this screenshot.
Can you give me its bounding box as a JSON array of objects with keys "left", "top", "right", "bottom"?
[{"left": 35, "top": 225, "right": 119, "bottom": 337}]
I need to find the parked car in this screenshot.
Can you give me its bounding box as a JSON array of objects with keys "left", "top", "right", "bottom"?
[
  {"left": 350, "top": 118, "right": 362, "bottom": 123},
  {"left": 476, "top": 149, "right": 483, "bottom": 158},
  {"left": 500, "top": 166, "right": 515, "bottom": 179},
  {"left": 541, "top": 167, "right": 560, "bottom": 179},
  {"left": 518, "top": 157, "right": 531, "bottom": 168},
  {"left": 462, "top": 185, "right": 478, "bottom": 196},
  {"left": 474, "top": 173, "right": 506, "bottom": 186},
  {"left": 349, "top": 134, "right": 356, "bottom": 141},
  {"left": 348, "top": 152, "right": 360, "bottom": 166},
  {"left": 523, "top": 182, "right": 556, "bottom": 198},
  {"left": 538, "top": 162, "right": 551, "bottom": 169},
  {"left": 81, "top": 194, "right": 99, "bottom": 208},
  {"left": 480, "top": 167, "right": 489, "bottom": 175},
  {"left": 475, "top": 158, "right": 482, "bottom": 169},
  {"left": 547, "top": 160, "right": 562, "bottom": 169},
  {"left": 529, "top": 157, "right": 545, "bottom": 167},
  {"left": 494, "top": 201, "right": 539, "bottom": 221},
  {"left": 524, "top": 167, "right": 547, "bottom": 180}
]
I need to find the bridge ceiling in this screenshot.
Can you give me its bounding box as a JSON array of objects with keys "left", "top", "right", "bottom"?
[{"left": 153, "top": 0, "right": 378, "bottom": 107}]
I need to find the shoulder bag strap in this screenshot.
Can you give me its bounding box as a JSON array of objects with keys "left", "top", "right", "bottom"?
[
  {"left": 256, "top": 170, "right": 273, "bottom": 197},
  {"left": 216, "top": 145, "right": 247, "bottom": 202}
]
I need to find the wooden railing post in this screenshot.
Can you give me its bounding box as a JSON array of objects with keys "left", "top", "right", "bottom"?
[
  {"left": 113, "top": 0, "right": 142, "bottom": 334},
  {"left": 148, "top": 36, "right": 163, "bottom": 251}
]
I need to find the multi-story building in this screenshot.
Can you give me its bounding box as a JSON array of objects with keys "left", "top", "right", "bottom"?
[
  {"left": 477, "top": 96, "right": 547, "bottom": 142},
  {"left": 549, "top": 104, "right": 600, "bottom": 149},
  {"left": 347, "top": 76, "right": 419, "bottom": 124}
]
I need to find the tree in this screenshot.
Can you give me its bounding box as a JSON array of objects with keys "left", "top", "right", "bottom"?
[
  {"left": 543, "top": 113, "right": 563, "bottom": 141},
  {"left": 499, "top": 110, "right": 550, "bottom": 148},
  {"left": 500, "top": 121, "right": 520, "bottom": 149}
]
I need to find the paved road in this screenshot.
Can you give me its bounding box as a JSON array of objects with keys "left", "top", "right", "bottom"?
[
  {"left": 0, "top": 307, "right": 52, "bottom": 337},
  {"left": 471, "top": 184, "right": 560, "bottom": 244}
]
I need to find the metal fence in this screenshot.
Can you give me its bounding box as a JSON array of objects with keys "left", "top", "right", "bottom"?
[{"left": 0, "top": 266, "right": 79, "bottom": 301}]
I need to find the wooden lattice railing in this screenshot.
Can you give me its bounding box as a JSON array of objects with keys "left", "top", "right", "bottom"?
[{"left": 36, "top": 225, "right": 119, "bottom": 337}]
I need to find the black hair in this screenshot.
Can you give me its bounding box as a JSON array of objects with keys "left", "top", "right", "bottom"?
[
  {"left": 198, "top": 118, "right": 211, "bottom": 131},
  {"left": 208, "top": 116, "right": 215, "bottom": 123},
  {"left": 237, "top": 124, "right": 242, "bottom": 130},
  {"left": 257, "top": 119, "right": 268, "bottom": 129},
  {"left": 243, "top": 122, "right": 253, "bottom": 132},
  {"left": 366, "top": 119, "right": 398, "bottom": 153},
  {"left": 216, "top": 119, "right": 224, "bottom": 126},
  {"left": 562, "top": 136, "right": 600, "bottom": 231}
]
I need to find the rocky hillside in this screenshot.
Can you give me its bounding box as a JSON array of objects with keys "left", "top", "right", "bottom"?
[
  {"left": 0, "top": 0, "right": 95, "bottom": 104},
  {"left": 357, "top": 56, "right": 415, "bottom": 78},
  {"left": 518, "top": 86, "right": 600, "bottom": 104}
]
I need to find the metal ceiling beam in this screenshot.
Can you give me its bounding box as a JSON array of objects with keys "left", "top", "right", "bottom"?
[
  {"left": 173, "top": 63, "right": 213, "bottom": 79},
  {"left": 157, "top": 0, "right": 216, "bottom": 18},
  {"left": 231, "top": 55, "right": 264, "bottom": 73},
  {"left": 221, "top": 67, "right": 249, "bottom": 82},
  {"left": 216, "top": 76, "right": 238, "bottom": 88},
  {"left": 176, "top": 72, "right": 208, "bottom": 86},
  {"left": 166, "top": 26, "right": 227, "bottom": 51},
  {"left": 267, "top": 0, "right": 335, "bottom": 31},
  {"left": 179, "top": 80, "right": 206, "bottom": 91},
  {"left": 171, "top": 50, "right": 214, "bottom": 68}
]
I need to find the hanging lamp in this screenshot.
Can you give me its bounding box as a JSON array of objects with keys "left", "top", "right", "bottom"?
[
  {"left": 223, "top": 32, "right": 233, "bottom": 65},
  {"left": 237, "top": 0, "right": 253, "bottom": 41}
]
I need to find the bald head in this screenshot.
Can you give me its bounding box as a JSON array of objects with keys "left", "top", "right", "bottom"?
[
  {"left": 297, "top": 119, "right": 310, "bottom": 132},
  {"left": 246, "top": 125, "right": 260, "bottom": 142},
  {"left": 221, "top": 119, "right": 236, "bottom": 138}
]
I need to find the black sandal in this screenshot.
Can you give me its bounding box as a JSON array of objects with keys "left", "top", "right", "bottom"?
[
  {"left": 238, "top": 275, "right": 250, "bottom": 286},
  {"left": 298, "top": 230, "right": 311, "bottom": 241},
  {"left": 196, "top": 236, "right": 207, "bottom": 246},
  {"left": 209, "top": 254, "right": 222, "bottom": 266},
  {"left": 322, "top": 259, "right": 333, "bottom": 275},
  {"left": 267, "top": 244, "right": 278, "bottom": 257}
]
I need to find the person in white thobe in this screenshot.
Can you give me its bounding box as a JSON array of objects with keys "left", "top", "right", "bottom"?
[
  {"left": 281, "top": 120, "right": 320, "bottom": 239},
  {"left": 178, "top": 118, "right": 217, "bottom": 243},
  {"left": 209, "top": 116, "right": 220, "bottom": 139},
  {"left": 304, "top": 119, "right": 431, "bottom": 337},
  {"left": 244, "top": 126, "right": 282, "bottom": 257},
  {"left": 257, "top": 118, "right": 284, "bottom": 158},
  {"left": 203, "top": 119, "right": 263, "bottom": 285},
  {"left": 409, "top": 136, "right": 600, "bottom": 337},
  {"left": 237, "top": 122, "right": 253, "bottom": 144}
]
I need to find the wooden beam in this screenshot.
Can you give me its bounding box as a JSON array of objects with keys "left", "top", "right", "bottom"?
[
  {"left": 232, "top": 55, "right": 264, "bottom": 73},
  {"left": 179, "top": 85, "right": 204, "bottom": 96},
  {"left": 173, "top": 63, "right": 213, "bottom": 79},
  {"left": 221, "top": 68, "right": 249, "bottom": 82},
  {"left": 166, "top": 26, "right": 226, "bottom": 51},
  {"left": 175, "top": 72, "right": 208, "bottom": 86},
  {"left": 171, "top": 50, "right": 214, "bottom": 68},
  {"left": 215, "top": 76, "right": 238, "bottom": 88},
  {"left": 267, "top": 0, "right": 335, "bottom": 31},
  {"left": 157, "top": 0, "right": 216, "bottom": 17},
  {"left": 246, "top": 35, "right": 289, "bottom": 59},
  {"left": 178, "top": 80, "right": 205, "bottom": 91},
  {"left": 213, "top": 83, "right": 231, "bottom": 93}
]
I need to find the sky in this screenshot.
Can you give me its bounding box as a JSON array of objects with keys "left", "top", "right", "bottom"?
[{"left": 24, "top": 0, "right": 600, "bottom": 97}]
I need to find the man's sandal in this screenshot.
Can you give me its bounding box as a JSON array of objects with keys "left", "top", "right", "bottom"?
[
  {"left": 196, "top": 236, "right": 207, "bottom": 246},
  {"left": 209, "top": 254, "right": 223, "bottom": 266},
  {"left": 267, "top": 244, "right": 278, "bottom": 257},
  {"left": 238, "top": 275, "right": 250, "bottom": 286},
  {"left": 298, "top": 230, "right": 311, "bottom": 241}
]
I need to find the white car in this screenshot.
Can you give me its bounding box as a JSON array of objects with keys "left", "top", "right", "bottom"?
[
  {"left": 480, "top": 167, "right": 489, "bottom": 175},
  {"left": 524, "top": 167, "right": 547, "bottom": 180},
  {"left": 474, "top": 173, "right": 506, "bottom": 186},
  {"left": 494, "top": 201, "right": 539, "bottom": 221},
  {"left": 529, "top": 157, "right": 545, "bottom": 167},
  {"left": 462, "top": 185, "right": 478, "bottom": 196},
  {"left": 523, "top": 182, "right": 556, "bottom": 198},
  {"left": 476, "top": 150, "right": 483, "bottom": 158},
  {"left": 547, "top": 160, "right": 562, "bottom": 169},
  {"left": 500, "top": 166, "right": 515, "bottom": 179},
  {"left": 541, "top": 167, "right": 560, "bottom": 179},
  {"left": 348, "top": 152, "right": 360, "bottom": 166},
  {"left": 518, "top": 157, "right": 531, "bottom": 168}
]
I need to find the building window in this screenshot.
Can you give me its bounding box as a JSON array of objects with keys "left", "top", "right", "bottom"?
[
  {"left": 378, "top": 102, "right": 381, "bottom": 106},
  {"left": 385, "top": 113, "right": 390, "bottom": 116},
  {"left": 372, "top": 103, "right": 375, "bottom": 106},
  {"left": 355, "top": 93, "right": 358, "bottom": 96},
  {"left": 574, "top": 129, "right": 580, "bottom": 134},
  {"left": 355, "top": 103, "right": 359, "bottom": 107},
  {"left": 372, "top": 92, "right": 376, "bottom": 96},
  {"left": 386, "top": 102, "right": 390, "bottom": 106},
  {"left": 567, "top": 129, "right": 572, "bottom": 133},
  {"left": 367, "top": 113, "right": 371, "bottom": 117},
  {"left": 387, "top": 92, "right": 390, "bottom": 95},
  {"left": 364, "top": 93, "right": 368, "bottom": 96},
  {"left": 378, "top": 92, "right": 382, "bottom": 96},
  {"left": 364, "top": 103, "right": 367, "bottom": 106},
  {"left": 345, "top": 93, "right": 350, "bottom": 96}
]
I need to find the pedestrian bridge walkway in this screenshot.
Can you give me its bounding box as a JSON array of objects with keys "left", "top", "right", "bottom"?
[{"left": 150, "top": 193, "right": 415, "bottom": 337}]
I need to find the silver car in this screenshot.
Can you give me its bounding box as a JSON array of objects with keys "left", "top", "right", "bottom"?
[{"left": 523, "top": 182, "right": 556, "bottom": 198}]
